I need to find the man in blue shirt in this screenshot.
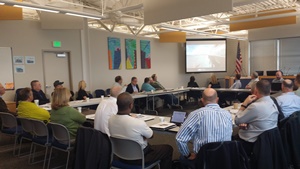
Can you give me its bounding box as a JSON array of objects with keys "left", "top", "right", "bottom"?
[
  {"left": 230, "top": 74, "right": 242, "bottom": 89},
  {"left": 176, "top": 88, "right": 232, "bottom": 169},
  {"left": 276, "top": 79, "right": 300, "bottom": 117}
]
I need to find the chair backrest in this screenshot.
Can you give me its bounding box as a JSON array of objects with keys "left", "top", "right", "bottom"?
[
  {"left": 31, "top": 119, "right": 48, "bottom": 137},
  {"left": 95, "top": 89, "right": 106, "bottom": 98},
  {"left": 0, "top": 112, "right": 18, "bottom": 130},
  {"left": 18, "top": 117, "right": 34, "bottom": 133},
  {"left": 110, "top": 136, "right": 144, "bottom": 161},
  {"left": 48, "top": 122, "right": 71, "bottom": 147},
  {"left": 106, "top": 88, "right": 111, "bottom": 96},
  {"left": 195, "top": 141, "right": 250, "bottom": 169}
]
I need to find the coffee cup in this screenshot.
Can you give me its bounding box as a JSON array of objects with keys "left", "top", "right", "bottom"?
[
  {"left": 34, "top": 99, "right": 39, "bottom": 106},
  {"left": 159, "top": 117, "right": 165, "bottom": 123},
  {"left": 101, "top": 95, "right": 104, "bottom": 99},
  {"left": 233, "top": 103, "right": 239, "bottom": 109},
  {"left": 86, "top": 97, "right": 90, "bottom": 102},
  {"left": 77, "top": 107, "right": 82, "bottom": 113}
]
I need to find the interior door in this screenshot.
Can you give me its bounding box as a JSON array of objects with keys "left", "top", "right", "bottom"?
[{"left": 43, "top": 51, "right": 71, "bottom": 97}]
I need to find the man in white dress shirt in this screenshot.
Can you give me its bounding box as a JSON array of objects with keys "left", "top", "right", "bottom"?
[
  {"left": 276, "top": 79, "right": 300, "bottom": 118},
  {"left": 94, "top": 86, "right": 122, "bottom": 135},
  {"left": 245, "top": 72, "right": 259, "bottom": 89},
  {"left": 109, "top": 92, "right": 173, "bottom": 169}
]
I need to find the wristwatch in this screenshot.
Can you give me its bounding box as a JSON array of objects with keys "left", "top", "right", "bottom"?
[{"left": 241, "top": 104, "right": 248, "bottom": 108}]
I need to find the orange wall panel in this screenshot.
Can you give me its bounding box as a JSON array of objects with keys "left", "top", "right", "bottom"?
[{"left": 0, "top": 6, "right": 23, "bottom": 20}]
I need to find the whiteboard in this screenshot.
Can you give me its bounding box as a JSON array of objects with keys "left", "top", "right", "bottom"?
[{"left": 0, "top": 47, "right": 14, "bottom": 90}]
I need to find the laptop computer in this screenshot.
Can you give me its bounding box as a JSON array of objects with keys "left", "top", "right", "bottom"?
[
  {"left": 266, "top": 70, "right": 277, "bottom": 76},
  {"left": 170, "top": 111, "right": 187, "bottom": 126},
  {"left": 271, "top": 83, "right": 282, "bottom": 91}
]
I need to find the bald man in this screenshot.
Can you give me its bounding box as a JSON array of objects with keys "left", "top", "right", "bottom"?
[
  {"left": 276, "top": 79, "right": 300, "bottom": 118},
  {"left": 109, "top": 92, "right": 173, "bottom": 169},
  {"left": 94, "top": 86, "right": 122, "bottom": 135},
  {"left": 176, "top": 88, "right": 232, "bottom": 168},
  {"left": 272, "top": 70, "right": 284, "bottom": 83}
]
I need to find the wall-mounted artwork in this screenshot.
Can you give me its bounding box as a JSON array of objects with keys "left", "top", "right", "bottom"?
[
  {"left": 13, "top": 56, "right": 24, "bottom": 64},
  {"left": 25, "top": 56, "right": 35, "bottom": 64},
  {"left": 125, "top": 39, "right": 137, "bottom": 69},
  {"left": 14, "top": 65, "right": 25, "bottom": 73},
  {"left": 108, "top": 37, "right": 121, "bottom": 70},
  {"left": 140, "top": 40, "right": 151, "bottom": 69}
]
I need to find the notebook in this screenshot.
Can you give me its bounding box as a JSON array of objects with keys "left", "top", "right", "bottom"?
[
  {"left": 170, "top": 111, "right": 187, "bottom": 126},
  {"left": 136, "top": 115, "right": 155, "bottom": 121},
  {"left": 150, "top": 122, "right": 176, "bottom": 131}
]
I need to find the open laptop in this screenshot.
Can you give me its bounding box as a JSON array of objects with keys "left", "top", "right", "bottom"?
[
  {"left": 170, "top": 111, "right": 187, "bottom": 126},
  {"left": 271, "top": 83, "right": 282, "bottom": 91}
]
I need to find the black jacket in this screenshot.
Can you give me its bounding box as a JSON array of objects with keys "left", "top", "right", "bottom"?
[
  {"left": 125, "top": 84, "right": 139, "bottom": 94},
  {"left": 0, "top": 97, "right": 10, "bottom": 113},
  {"left": 195, "top": 141, "right": 250, "bottom": 169},
  {"left": 32, "top": 89, "right": 49, "bottom": 105},
  {"left": 74, "top": 127, "right": 111, "bottom": 169},
  {"left": 76, "top": 89, "right": 89, "bottom": 100},
  {"left": 251, "top": 127, "right": 288, "bottom": 169},
  {"left": 280, "top": 111, "right": 300, "bottom": 169}
]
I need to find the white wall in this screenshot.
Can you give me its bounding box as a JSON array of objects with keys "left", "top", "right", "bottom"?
[
  {"left": 0, "top": 20, "right": 249, "bottom": 101},
  {"left": 88, "top": 28, "right": 187, "bottom": 91},
  {"left": 0, "top": 20, "right": 83, "bottom": 101}
]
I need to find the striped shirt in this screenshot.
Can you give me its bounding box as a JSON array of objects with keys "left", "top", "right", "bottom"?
[{"left": 176, "top": 104, "right": 232, "bottom": 156}]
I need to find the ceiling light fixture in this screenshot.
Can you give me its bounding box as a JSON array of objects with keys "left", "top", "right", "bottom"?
[
  {"left": 14, "top": 5, "right": 59, "bottom": 13},
  {"left": 66, "top": 13, "right": 101, "bottom": 20},
  {"left": 0, "top": 2, "right": 4, "bottom": 5}
]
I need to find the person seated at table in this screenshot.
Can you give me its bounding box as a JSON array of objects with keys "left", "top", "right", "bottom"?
[
  {"left": 245, "top": 72, "right": 259, "bottom": 89},
  {"left": 150, "top": 74, "right": 180, "bottom": 108},
  {"left": 126, "top": 77, "right": 139, "bottom": 94},
  {"left": 272, "top": 70, "right": 284, "bottom": 83},
  {"left": 230, "top": 74, "right": 242, "bottom": 89},
  {"left": 176, "top": 88, "right": 232, "bottom": 168},
  {"left": 235, "top": 80, "right": 278, "bottom": 156},
  {"left": 276, "top": 79, "right": 300, "bottom": 118},
  {"left": 109, "top": 92, "right": 173, "bottom": 169},
  {"left": 150, "top": 74, "right": 165, "bottom": 90},
  {"left": 51, "top": 87, "right": 86, "bottom": 139},
  {"left": 295, "top": 74, "right": 300, "bottom": 96},
  {"left": 113, "top": 75, "right": 127, "bottom": 92},
  {"left": 94, "top": 86, "right": 122, "bottom": 136},
  {"left": 51, "top": 80, "right": 74, "bottom": 101},
  {"left": 76, "top": 80, "right": 90, "bottom": 100},
  {"left": 141, "top": 77, "right": 164, "bottom": 112},
  {"left": 31, "top": 80, "right": 50, "bottom": 105},
  {"left": 17, "top": 87, "right": 50, "bottom": 123},
  {"left": 187, "top": 76, "right": 201, "bottom": 102},
  {"left": 208, "top": 74, "right": 221, "bottom": 88},
  {"left": 126, "top": 77, "right": 145, "bottom": 113},
  {"left": 0, "top": 82, "right": 16, "bottom": 115},
  {"left": 218, "top": 74, "right": 241, "bottom": 107}
]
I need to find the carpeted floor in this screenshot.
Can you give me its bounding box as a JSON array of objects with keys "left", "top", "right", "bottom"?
[{"left": 0, "top": 101, "right": 200, "bottom": 169}]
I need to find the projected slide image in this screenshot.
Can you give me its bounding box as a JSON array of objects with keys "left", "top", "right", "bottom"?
[{"left": 186, "top": 40, "right": 226, "bottom": 73}]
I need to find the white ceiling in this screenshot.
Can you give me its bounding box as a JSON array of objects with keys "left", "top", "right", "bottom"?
[{"left": 11, "top": 0, "right": 300, "bottom": 39}]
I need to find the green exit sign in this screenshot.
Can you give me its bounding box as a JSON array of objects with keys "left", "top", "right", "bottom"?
[{"left": 52, "top": 41, "right": 61, "bottom": 48}]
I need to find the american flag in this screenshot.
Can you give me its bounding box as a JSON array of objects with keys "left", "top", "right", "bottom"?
[{"left": 235, "top": 41, "right": 242, "bottom": 74}]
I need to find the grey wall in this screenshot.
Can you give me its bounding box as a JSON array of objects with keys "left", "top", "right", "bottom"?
[
  {"left": 0, "top": 20, "right": 249, "bottom": 101},
  {"left": 0, "top": 20, "right": 83, "bottom": 101}
]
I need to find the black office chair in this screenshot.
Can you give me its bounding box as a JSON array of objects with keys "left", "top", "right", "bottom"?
[
  {"left": 94, "top": 89, "right": 106, "bottom": 98},
  {"left": 195, "top": 141, "right": 250, "bottom": 169}
]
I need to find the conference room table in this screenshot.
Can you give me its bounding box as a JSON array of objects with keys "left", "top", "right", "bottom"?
[{"left": 190, "top": 87, "right": 251, "bottom": 93}]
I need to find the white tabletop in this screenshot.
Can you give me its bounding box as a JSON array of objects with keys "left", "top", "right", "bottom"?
[{"left": 191, "top": 87, "right": 251, "bottom": 93}]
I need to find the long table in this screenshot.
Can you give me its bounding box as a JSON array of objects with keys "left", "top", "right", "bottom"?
[{"left": 190, "top": 87, "right": 251, "bottom": 93}]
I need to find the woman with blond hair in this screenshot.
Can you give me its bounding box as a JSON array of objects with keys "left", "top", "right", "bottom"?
[
  {"left": 76, "top": 80, "right": 89, "bottom": 100},
  {"left": 51, "top": 87, "right": 86, "bottom": 138},
  {"left": 208, "top": 74, "right": 221, "bottom": 88}
]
